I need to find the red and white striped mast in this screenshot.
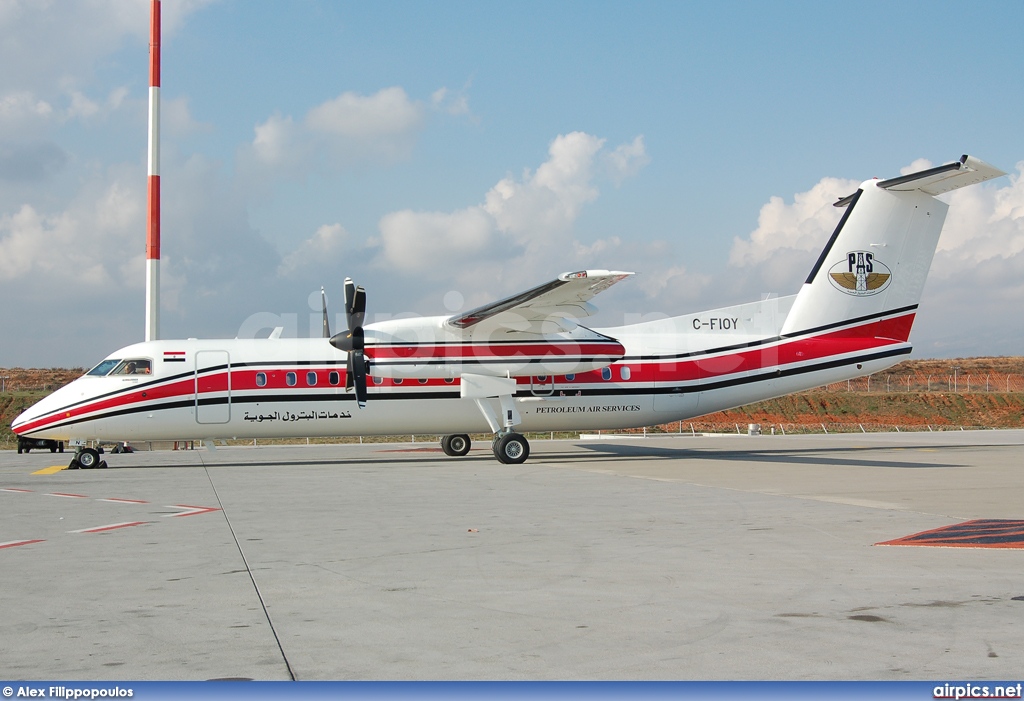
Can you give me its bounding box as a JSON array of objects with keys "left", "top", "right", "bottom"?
[{"left": 145, "top": 0, "right": 161, "bottom": 342}]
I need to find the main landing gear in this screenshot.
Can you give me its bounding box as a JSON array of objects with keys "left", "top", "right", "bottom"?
[
  {"left": 492, "top": 431, "right": 530, "bottom": 464},
  {"left": 440, "top": 433, "right": 472, "bottom": 457},
  {"left": 439, "top": 431, "right": 531, "bottom": 464},
  {"left": 68, "top": 447, "right": 107, "bottom": 470},
  {"left": 451, "top": 373, "right": 531, "bottom": 465}
]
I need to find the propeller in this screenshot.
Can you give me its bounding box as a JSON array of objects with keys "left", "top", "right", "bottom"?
[{"left": 328, "top": 277, "right": 369, "bottom": 408}]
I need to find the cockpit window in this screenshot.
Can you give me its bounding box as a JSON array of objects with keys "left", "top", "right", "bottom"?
[
  {"left": 87, "top": 359, "right": 122, "bottom": 376},
  {"left": 111, "top": 359, "right": 153, "bottom": 376}
]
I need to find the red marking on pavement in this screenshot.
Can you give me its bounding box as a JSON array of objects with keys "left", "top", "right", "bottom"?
[
  {"left": 98, "top": 498, "right": 150, "bottom": 504},
  {"left": 47, "top": 492, "right": 89, "bottom": 499},
  {"left": 0, "top": 539, "right": 45, "bottom": 549},
  {"left": 378, "top": 447, "right": 444, "bottom": 453},
  {"left": 877, "top": 519, "right": 1024, "bottom": 549},
  {"left": 1, "top": 488, "right": 33, "bottom": 493},
  {"left": 162, "top": 504, "right": 220, "bottom": 517},
  {"left": 70, "top": 521, "right": 149, "bottom": 534}
]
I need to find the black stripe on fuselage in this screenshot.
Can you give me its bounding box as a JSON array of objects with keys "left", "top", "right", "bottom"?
[{"left": 28, "top": 345, "right": 907, "bottom": 433}]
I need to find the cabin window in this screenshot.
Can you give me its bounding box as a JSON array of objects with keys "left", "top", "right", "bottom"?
[
  {"left": 620, "top": 366, "right": 631, "bottom": 381},
  {"left": 394, "top": 378, "right": 403, "bottom": 385},
  {"left": 373, "top": 376, "right": 383, "bottom": 385},
  {"left": 329, "top": 371, "right": 340, "bottom": 385},
  {"left": 256, "top": 372, "right": 267, "bottom": 387},
  {"left": 306, "top": 371, "right": 317, "bottom": 386},
  {"left": 601, "top": 367, "right": 612, "bottom": 381},
  {"left": 565, "top": 373, "right": 575, "bottom": 381},
  {"left": 444, "top": 378, "right": 455, "bottom": 384},
  {"left": 418, "top": 378, "right": 428, "bottom": 385},
  {"left": 286, "top": 372, "right": 297, "bottom": 387}
]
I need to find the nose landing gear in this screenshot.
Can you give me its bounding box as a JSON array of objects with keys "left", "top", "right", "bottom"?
[{"left": 68, "top": 447, "right": 107, "bottom": 470}]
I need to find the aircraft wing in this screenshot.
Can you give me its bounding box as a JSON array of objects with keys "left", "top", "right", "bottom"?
[{"left": 447, "top": 270, "right": 633, "bottom": 331}]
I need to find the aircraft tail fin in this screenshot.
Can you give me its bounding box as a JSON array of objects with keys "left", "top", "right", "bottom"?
[{"left": 779, "top": 155, "right": 1005, "bottom": 340}]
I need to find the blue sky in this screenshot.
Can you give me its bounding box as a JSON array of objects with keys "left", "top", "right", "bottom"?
[{"left": 1, "top": 0, "right": 1022, "bottom": 367}]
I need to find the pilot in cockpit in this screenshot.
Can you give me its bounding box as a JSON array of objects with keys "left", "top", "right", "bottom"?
[{"left": 121, "top": 360, "right": 152, "bottom": 375}]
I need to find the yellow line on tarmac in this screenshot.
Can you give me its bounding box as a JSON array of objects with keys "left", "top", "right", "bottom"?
[{"left": 33, "top": 464, "right": 70, "bottom": 475}]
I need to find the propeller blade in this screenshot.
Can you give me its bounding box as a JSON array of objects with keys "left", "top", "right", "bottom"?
[
  {"left": 348, "top": 285, "right": 366, "bottom": 331},
  {"left": 344, "top": 277, "right": 356, "bottom": 314},
  {"left": 352, "top": 350, "right": 368, "bottom": 408},
  {"left": 321, "top": 287, "right": 330, "bottom": 339},
  {"left": 344, "top": 350, "right": 355, "bottom": 391}
]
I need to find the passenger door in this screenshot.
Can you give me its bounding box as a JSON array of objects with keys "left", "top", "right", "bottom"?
[{"left": 195, "top": 350, "right": 231, "bottom": 424}]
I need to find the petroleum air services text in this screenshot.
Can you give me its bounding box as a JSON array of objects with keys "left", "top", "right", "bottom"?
[{"left": 535, "top": 405, "right": 641, "bottom": 414}]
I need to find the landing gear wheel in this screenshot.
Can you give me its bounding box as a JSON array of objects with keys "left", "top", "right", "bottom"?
[
  {"left": 493, "top": 433, "right": 530, "bottom": 465},
  {"left": 440, "top": 434, "right": 472, "bottom": 457},
  {"left": 76, "top": 448, "right": 101, "bottom": 469}
]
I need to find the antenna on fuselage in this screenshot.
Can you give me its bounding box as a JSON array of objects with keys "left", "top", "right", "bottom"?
[
  {"left": 144, "top": 0, "right": 161, "bottom": 342},
  {"left": 321, "top": 287, "right": 330, "bottom": 338}
]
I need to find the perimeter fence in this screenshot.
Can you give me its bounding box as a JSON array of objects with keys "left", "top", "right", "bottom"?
[{"left": 818, "top": 373, "right": 1024, "bottom": 393}]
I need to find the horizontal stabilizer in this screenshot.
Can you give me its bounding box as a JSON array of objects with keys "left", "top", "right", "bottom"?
[{"left": 835, "top": 155, "right": 1006, "bottom": 207}]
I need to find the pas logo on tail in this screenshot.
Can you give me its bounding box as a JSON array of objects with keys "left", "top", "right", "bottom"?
[{"left": 828, "top": 251, "right": 892, "bottom": 296}]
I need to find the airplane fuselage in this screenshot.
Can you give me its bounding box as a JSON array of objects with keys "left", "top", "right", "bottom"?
[{"left": 12, "top": 295, "right": 913, "bottom": 443}]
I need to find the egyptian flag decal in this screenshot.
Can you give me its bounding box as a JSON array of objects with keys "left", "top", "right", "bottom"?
[{"left": 163, "top": 351, "right": 186, "bottom": 363}]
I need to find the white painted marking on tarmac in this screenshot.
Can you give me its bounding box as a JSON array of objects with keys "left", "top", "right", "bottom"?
[
  {"left": 161, "top": 504, "right": 221, "bottom": 518},
  {"left": 97, "top": 498, "right": 150, "bottom": 504},
  {"left": 1, "top": 488, "right": 33, "bottom": 493},
  {"left": 46, "top": 492, "right": 89, "bottom": 499},
  {"left": 69, "top": 521, "right": 149, "bottom": 534}
]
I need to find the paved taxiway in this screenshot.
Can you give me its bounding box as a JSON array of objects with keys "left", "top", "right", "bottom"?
[{"left": 2, "top": 430, "right": 1023, "bottom": 680}]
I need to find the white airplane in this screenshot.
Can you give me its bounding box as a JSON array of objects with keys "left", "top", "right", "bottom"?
[{"left": 12, "top": 155, "right": 1006, "bottom": 469}]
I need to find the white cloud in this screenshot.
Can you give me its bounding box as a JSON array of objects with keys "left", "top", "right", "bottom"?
[
  {"left": 484, "top": 131, "right": 605, "bottom": 242},
  {"left": 306, "top": 87, "right": 423, "bottom": 139},
  {"left": 242, "top": 87, "right": 426, "bottom": 178},
  {"left": 378, "top": 207, "right": 497, "bottom": 275},
  {"left": 728, "top": 176, "right": 856, "bottom": 270},
  {"left": 603, "top": 135, "right": 650, "bottom": 184},
  {"left": 0, "top": 177, "right": 142, "bottom": 287},
  {"left": 373, "top": 131, "right": 648, "bottom": 293},
  {"left": 0, "top": 0, "right": 214, "bottom": 94},
  {"left": 277, "top": 223, "right": 350, "bottom": 278},
  {"left": 248, "top": 112, "right": 304, "bottom": 171},
  {"left": 431, "top": 82, "right": 473, "bottom": 118}
]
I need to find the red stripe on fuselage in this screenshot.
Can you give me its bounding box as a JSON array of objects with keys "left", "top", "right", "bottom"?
[{"left": 15, "top": 314, "right": 913, "bottom": 435}]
